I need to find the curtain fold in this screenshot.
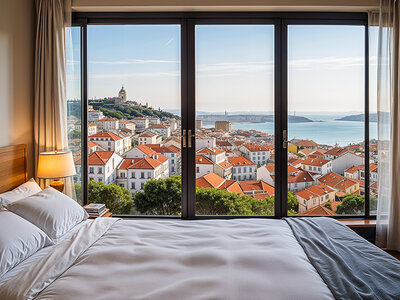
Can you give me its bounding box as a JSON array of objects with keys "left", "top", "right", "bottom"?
[
  {"left": 373, "top": 0, "right": 400, "bottom": 251},
  {"left": 34, "top": 0, "right": 75, "bottom": 199}
]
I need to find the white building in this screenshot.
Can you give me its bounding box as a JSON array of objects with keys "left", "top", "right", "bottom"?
[
  {"left": 164, "top": 136, "right": 181, "bottom": 150},
  {"left": 147, "top": 124, "right": 171, "bottom": 139},
  {"left": 117, "top": 156, "right": 168, "bottom": 194},
  {"left": 240, "top": 143, "right": 272, "bottom": 167},
  {"left": 131, "top": 117, "right": 149, "bottom": 129},
  {"left": 148, "top": 117, "right": 161, "bottom": 125},
  {"left": 88, "top": 109, "right": 104, "bottom": 122},
  {"left": 89, "top": 132, "right": 124, "bottom": 155},
  {"left": 195, "top": 136, "right": 216, "bottom": 151},
  {"left": 88, "top": 151, "right": 123, "bottom": 184},
  {"left": 296, "top": 184, "right": 336, "bottom": 214},
  {"left": 147, "top": 144, "right": 181, "bottom": 176},
  {"left": 119, "top": 120, "right": 136, "bottom": 132},
  {"left": 196, "top": 155, "right": 214, "bottom": 178},
  {"left": 330, "top": 152, "right": 364, "bottom": 175},
  {"left": 97, "top": 118, "right": 119, "bottom": 131},
  {"left": 301, "top": 158, "right": 332, "bottom": 176},
  {"left": 138, "top": 132, "right": 162, "bottom": 145},
  {"left": 88, "top": 123, "right": 97, "bottom": 136},
  {"left": 228, "top": 156, "right": 256, "bottom": 181},
  {"left": 197, "top": 147, "right": 225, "bottom": 164}
]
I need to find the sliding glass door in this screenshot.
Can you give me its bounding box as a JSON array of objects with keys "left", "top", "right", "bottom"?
[
  {"left": 287, "top": 24, "right": 368, "bottom": 216},
  {"left": 71, "top": 13, "right": 370, "bottom": 219},
  {"left": 194, "top": 24, "right": 276, "bottom": 216},
  {"left": 86, "top": 24, "right": 182, "bottom": 215}
]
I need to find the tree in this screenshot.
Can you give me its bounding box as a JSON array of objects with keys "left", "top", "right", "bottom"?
[
  {"left": 88, "top": 181, "right": 132, "bottom": 214},
  {"left": 134, "top": 176, "right": 181, "bottom": 215},
  {"left": 335, "top": 194, "right": 376, "bottom": 215},
  {"left": 287, "top": 192, "right": 298, "bottom": 215}
]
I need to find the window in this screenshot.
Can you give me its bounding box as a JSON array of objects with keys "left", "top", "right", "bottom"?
[
  {"left": 288, "top": 24, "right": 367, "bottom": 216},
  {"left": 73, "top": 12, "right": 371, "bottom": 219},
  {"left": 89, "top": 167, "right": 94, "bottom": 174}
]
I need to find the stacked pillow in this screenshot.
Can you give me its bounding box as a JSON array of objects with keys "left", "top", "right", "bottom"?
[{"left": 0, "top": 180, "right": 89, "bottom": 278}]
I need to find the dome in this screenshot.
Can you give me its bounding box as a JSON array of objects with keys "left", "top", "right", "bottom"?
[{"left": 119, "top": 85, "right": 126, "bottom": 93}]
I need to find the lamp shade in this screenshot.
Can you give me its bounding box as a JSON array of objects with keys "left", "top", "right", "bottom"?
[{"left": 37, "top": 151, "right": 76, "bottom": 179}]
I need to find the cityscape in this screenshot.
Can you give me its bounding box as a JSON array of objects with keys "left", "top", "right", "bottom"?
[{"left": 67, "top": 85, "right": 378, "bottom": 216}]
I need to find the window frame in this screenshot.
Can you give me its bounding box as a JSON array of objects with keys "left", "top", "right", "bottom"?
[{"left": 72, "top": 12, "right": 372, "bottom": 220}]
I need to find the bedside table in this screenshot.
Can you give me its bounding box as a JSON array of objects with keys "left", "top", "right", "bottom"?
[{"left": 83, "top": 205, "right": 113, "bottom": 219}]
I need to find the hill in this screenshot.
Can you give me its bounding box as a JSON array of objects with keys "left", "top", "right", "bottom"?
[
  {"left": 335, "top": 113, "right": 377, "bottom": 122},
  {"left": 89, "top": 100, "right": 180, "bottom": 120}
]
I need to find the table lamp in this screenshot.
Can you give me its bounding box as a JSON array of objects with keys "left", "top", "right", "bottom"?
[{"left": 37, "top": 151, "right": 76, "bottom": 192}]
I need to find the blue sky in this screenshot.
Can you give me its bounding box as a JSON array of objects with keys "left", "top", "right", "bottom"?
[{"left": 67, "top": 24, "right": 376, "bottom": 114}]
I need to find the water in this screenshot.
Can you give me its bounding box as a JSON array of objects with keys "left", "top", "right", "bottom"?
[{"left": 207, "top": 114, "right": 377, "bottom": 146}]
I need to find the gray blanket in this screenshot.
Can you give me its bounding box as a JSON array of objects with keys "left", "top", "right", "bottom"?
[{"left": 285, "top": 217, "right": 400, "bottom": 300}]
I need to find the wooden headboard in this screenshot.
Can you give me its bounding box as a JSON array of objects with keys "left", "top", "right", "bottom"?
[{"left": 0, "top": 145, "right": 28, "bottom": 193}]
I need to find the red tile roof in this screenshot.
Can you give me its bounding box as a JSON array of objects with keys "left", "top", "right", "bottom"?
[
  {"left": 218, "top": 161, "right": 232, "bottom": 169},
  {"left": 137, "top": 144, "right": 156, "bottom": 156},
  {"left": 197, "top": 147, "right": 225, "bottom": 155},
  {"left": 302, "top": 158, "right": 330, "bottom": 167},
  {"left": 139, "top": 132, "right": 157, "bottom": 138},
  {"left": 243, "top": 143, "right": 273, "bottom": 152},
  {"left": 98, "top": 117, "right": 119, "bottom": 122},
  {"left": 324, "top": 147, "right": 348, "bottom": 157},
  {"left": 289, "top": 171, "right": 314, "bottom": 183},
  {"left": 119, "top": 157, "right": 161, "bottom": 170},
  {"left": 296, "top": 140, "right": 317, "bottom": 147},
  {"left": 88, "top": 151, "right": 114, "bottom": 165},
  {"left": 196, "top": 155, "right": 213, "bottom": 165},
  {"left": 228, "top": 156, "right": 255, "bottom": 166},
  {"left": 298, "top": 205, "right": 336, "bottom": 216},
  {"left": 239, "top": 180, "right": 275, "bottom": 196},
  {"left": 196, "top": 173, "right": 225, "bottom": 188},
  {"left": 89, "top": 132, "right": 122, "bottom": 141}
]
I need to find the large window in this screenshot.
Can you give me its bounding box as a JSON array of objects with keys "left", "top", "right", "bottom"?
[{"left": 70, "top": 13, "right": 373, "bottom": 219}]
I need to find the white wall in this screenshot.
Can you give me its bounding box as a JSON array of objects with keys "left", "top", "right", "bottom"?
[
  {"left": 0, "top": 0, "right": 35, "bottom": 177},
  {"left": 73, "top": 0, "right": 379, "bottom": 12}
]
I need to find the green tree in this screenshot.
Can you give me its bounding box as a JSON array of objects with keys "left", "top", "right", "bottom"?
[
  {"left": 335, "top": 194, "right": 374, "bottom": 215},
  {"left": 324, "top": 201, "right": 332, "bottom": 210},
  {"left": 134, "top": 176, "right": 181, "bottom": 215},
  {"left": 287, "top": 192, "right": 298, "bottom": 215},
  {"left": 88, "top": 181, "right": 132, "bottom": 214}
]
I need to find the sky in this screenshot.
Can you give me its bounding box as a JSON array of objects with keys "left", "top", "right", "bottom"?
[{"left": 66, "top": 24, "right": 377, "bottom": 114}]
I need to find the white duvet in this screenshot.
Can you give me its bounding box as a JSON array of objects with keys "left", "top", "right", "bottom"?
[{"left": 0, "top": 218, "right": 334, "bottom": 300}]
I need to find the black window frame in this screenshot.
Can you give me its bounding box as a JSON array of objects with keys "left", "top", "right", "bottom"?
[{"left": 72, "top": 12, "right": 371, "bottom": 220}]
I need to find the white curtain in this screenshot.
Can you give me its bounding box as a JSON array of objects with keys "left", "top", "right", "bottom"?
[
  {"left": 371, "top": 0, "right": 400, "bottom": 251},
  {"left": 34, "top": 0, "right": 75, "bottom": 199}
]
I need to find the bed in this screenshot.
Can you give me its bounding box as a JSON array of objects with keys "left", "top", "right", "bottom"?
[{"left": 1, "top": 145, "right": 400, "bottom": 300}]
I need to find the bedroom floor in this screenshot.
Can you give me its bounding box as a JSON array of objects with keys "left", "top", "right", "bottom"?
[{"left": 386, "top": 251, "right": 400, "bottom": 260}]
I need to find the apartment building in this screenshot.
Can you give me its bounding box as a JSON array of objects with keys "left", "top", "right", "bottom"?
[
  {"left": 89, "top": 132, "right": 124, "bottom": 155},
  {"left": 88, "top": 151, "right": 123, "bottom": 184},
  {"left": 228, "top": 156, "right": 256, "bottom": 181}
]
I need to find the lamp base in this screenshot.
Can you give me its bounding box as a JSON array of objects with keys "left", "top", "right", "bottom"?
[{"left": 50, "top": 179, "right": 64, "bottom": 193}]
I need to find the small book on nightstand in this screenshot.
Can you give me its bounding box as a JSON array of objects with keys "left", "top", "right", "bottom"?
[{"left": 84, "top": 204, "right": 108, "bottom": 218}]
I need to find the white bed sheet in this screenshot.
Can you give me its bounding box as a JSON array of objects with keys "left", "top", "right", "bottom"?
[
  {"left": 28, "top": 218, "right": 334, "bottom": 300},
  {"left": 0, "top": 219, "right": 92, "bottom": 285}
]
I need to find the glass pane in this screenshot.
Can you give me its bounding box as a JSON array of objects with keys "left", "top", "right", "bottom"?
[
  {"left": 369, "top": 25, "right": 379, "bottom": 215},
  {"left": 288, "top": 25, "right": 366, "bottom": 216},
  {"left": 195, "top": 25, "right": 275, "bottom": 216},
  {"left": 66, "top": 26, "right": 82, "bottom": 203},
  {"left": 87, "top": 25, "right": 181, "bottom": 215}
]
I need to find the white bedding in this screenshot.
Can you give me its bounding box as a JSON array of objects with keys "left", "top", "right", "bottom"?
[{"left": 0, "top": 218, "right": 334, "bottom": 300}]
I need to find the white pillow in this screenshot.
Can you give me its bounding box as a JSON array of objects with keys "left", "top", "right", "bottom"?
[
  {"left": 0, "top": 178, "right": 42, "bottom": 209},
  {"left": 6, "top": 187, "right": 89, "bottom": 241},
  {"left": 0, "top": 211, "right": 53, "bottom": 278}
]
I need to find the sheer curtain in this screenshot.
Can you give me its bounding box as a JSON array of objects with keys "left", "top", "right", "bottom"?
[
  {"left": 370, "top": 0, "right": 400, "bottom": 250},
  {"left": 34, "top": 0, "right": 76, "bottom": 199}
]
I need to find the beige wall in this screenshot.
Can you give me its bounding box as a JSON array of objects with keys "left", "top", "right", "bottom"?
[
  {"left": 73, "top": 0, "right": 379, "bottom": 12},
  {"left": 0, "top": 0, "right": 35, "bottom": 177}
]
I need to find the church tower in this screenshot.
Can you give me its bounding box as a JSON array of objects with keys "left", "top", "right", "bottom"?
[{"left": 118, "top": 85, "right": 127, "bottom": 103}]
